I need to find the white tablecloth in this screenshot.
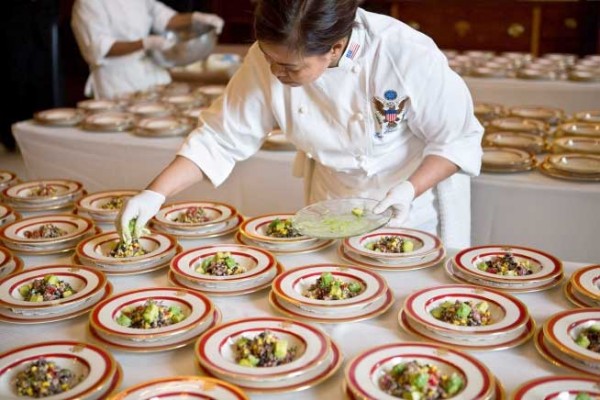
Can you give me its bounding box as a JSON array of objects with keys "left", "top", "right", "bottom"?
[
  {"left": 0, "top": 231, "right": 589, "bottom": 399},
  {"left": 13, "top": 121, "right": 600, "bottom": 263}
]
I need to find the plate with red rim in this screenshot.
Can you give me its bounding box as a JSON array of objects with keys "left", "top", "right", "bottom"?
[
  {"left": 154, "top": 201, "right": 238, "bottom": 231},
  {"left": 2, "top": 179, "right": 84, "bottom": 205},
  {"left": 82, "top": 112, "right": 136, "bottom": 132},
  {"left": 543, "top": 309, "right": 600, "bottom": 366},
  {"left": 239, "top": 213, "right": 318, "bottom": 245},
  {"left": 33, "top": 107, "right": 84, "bottom": 126},
  {"left": 195, "top": 317, "right": 331, "bottom": 383},
  {"left": 571, "top": 265, "right": 600, "bottom": 303},
  {"left": 109, "top": 376, "right": 249, "bottom": 400},
  {"left": 0, "top": 213, "right": 94, "bottom": 245},
  {"left": 534, "top": 328, "right": 599, "bottom": 376},
  {"left": 88, "top": 307, "right": 221, "bottom": 353},
  {"left": 552, "top": 137, "right": 600, "bottom": 155},
  {"left": 513, "top": 375, "right": 600, "bottom": 400},
  {"left": 72, "top": 252, "right": 174, "bottom": 276},
  {"left": 235, "top": 231, "right": 334, "bottom": 255},
  {"left": 170, "top": 244, "right": 276, "bottom": 285},
  {"left": 344, "top": 342, "right": 495, "bottom": 400},
  {"left": 557, "top": 122, "right": 600, "bottom": 138},
  {"left": 338, "top": 243, "right": 445, "bottom": 271},
  {"left": 90, "top": 287, "right": 214, "bottom": 342},
  {"left": 76, "top": 190, "right": 138, "bottom": 221},
  {"left": 0, "top": 340, "right": 118, "bottom": 400},
  {"left": 271, "top": 263, "right": 388, "bottom": 313},
  {"left": 77, "top": 99, "right": 122, "bottom": 113},
  {"left": 547, "top": 154, "right": 600, "bottom": 175},
  {"left": 0, "top": 249, "right": 23, "bottom": 279},
  {"left": 564, "top": 281, "right": 596, "bottom": 308},
  {"left": 452, "top": 245, "right": 563, "bottom": 284},
  {"left": 0, "top": 264, "right": 107, "bottom": 312},
  {"left": 0, "top": 171, "right": 18, "bottom": 189},
  {"left": 344, "top": 227, "right": 442, "bottom": 261},
  {"left": 152, "top": 214, "right": 243, "bottom": 239},
  {"left": 403, "top": 284, "right": 530, "bottom": 338},
  {"left": 0, "top": 204, "right": 19, "bottom": 227}
]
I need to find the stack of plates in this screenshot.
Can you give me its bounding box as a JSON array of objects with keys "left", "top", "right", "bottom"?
[
  {"left": 0, "top": 246, "right": 23, "bottom": 278},
  {"left": 574, "top": 110, "right": 600, "bottom": 123},
  {"left": 74, "top": 230, "right": 180, "bottom": 275},
  {"left": 1, "top": 179, "right": 85, "bottom": 212},
  {"left": 127, "top": 102, "right": 174, "bottom": 118},
  {"left": 169, "top": 244, "right": 281, "bottom": 296},
  {"left": 0, "top": 265, "right": 112, "bottom": 324},
  {"left": 158, "top": 82, "right": 192, "bottom": 96},
  {"left": 513, "top": 376, "right": 600, "bottom": 399},
  {"left": 195, "top": 317, "right": 342, "bottom": 393},
  {"left": 569, "top": 70, "right": 600, "bottom": 82},
  {"left": 151, "top": 201, "right": 243, "bottom": 239},
  {"left": 535, "top": 308, "right": 600, "bottom": 376},
  {"left": 474, "top": 102, "right": 506, "bottom": 124},
  {"left": 516, "top": 68, "right": 558, "bottom": 81},
  {"left": 539, "top": 154, "right": 600, "bottom": 182},
  {"left": 0, "top": 203, "right": 20, "bottom": 227},
  {"left": 109, "top": 376, "right": 248, "bottom": 399},
  {"left": 487, "top": 117, "right": 547, "bottom": 135},
  {"left": 398, "top": 284, "right": 535, "bottom": 351},
  {"left": 88, "top": 287, "right": 221, "bottom": 352},
  {"left": 133, "top": 116, "right": 193, "bottom": 137},
  {"left": 508, "top": 105, "right": 564, "bottom": 126},
  {"left": 552, "top": 136, "right": 600, "bottom": 155},
  {"left": 76, "top": 190, "right": 138, "bottom": 224},
  {"left": 556, "top": 122, "right": 600, "bottom": 138},
  {"left": 0, "top": 170, "right": 18, "bottom": 190},
  {"left": 180, "top": 106, "right": 207, "bottom": 122},
  {"left": 33, "top": 108, "right": 84, "bottom": 126},
  {"left": 236, "top": 213, "right": 334, "bottom": 255},
  {"left": 194, "top": 85, "right": 226, "bottom": 104},
  {"left": 564, "top": 265, "right": 600, "bottom": 308},
  {"left": 338, "top": 227, "right": 446, "bottom": 271},
  {"left": 269, "top": 263, "right": 394, "bottom": 323},
  {"left": 162, "top": 94, "right": 205, "bottom": 110},
  {"left": 82, "top": 112, "right": 136, "bottom": 132},
  {"left": 0, "top": 341, "right": 121, "bottom": 398},
  {"left": 77, "top": 99, "right": 122, "bottom": 114},
  {"left": 482, "top": 146, "right": 536, "bottom": 173},
  {"left": 343, "top": 342, "right": 504, "bottom": 400},
  {"left": 444, "top": 245, "right": 564, "bottom": 292},
  {"left": 483, "top": 132, "right": 545, "bottom": 154},
  {"left": 0, "top": 214, "right": 96, "bottom": 255}
]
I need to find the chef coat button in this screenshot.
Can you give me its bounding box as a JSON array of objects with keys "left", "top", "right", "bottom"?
[
  {"left": 298, "top": 105, "right": 306, "bottom": 114},
  {"left": 355, "top": 112, "right": 364, "bottom": 121},
  {"left": 351, "top": 65, "right": 360, "bottom": 73}
]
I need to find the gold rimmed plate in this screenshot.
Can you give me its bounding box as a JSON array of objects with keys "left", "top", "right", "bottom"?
[
  {"left": 539, "top": 160, "right": 600, "bottom": 182},
  {"left": 552, "top": 137, "right": 600, "bottom": 155},
  {"left": 547, "top": 154, "right": 600, "bottom": 175},
  {"left": 234, "top": 231, "right": 335, "bottom": 255}
]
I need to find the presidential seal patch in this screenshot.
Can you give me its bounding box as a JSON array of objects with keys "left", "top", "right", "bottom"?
[{"left": 373, "top": 90, "right": 408, "bottom": 138}]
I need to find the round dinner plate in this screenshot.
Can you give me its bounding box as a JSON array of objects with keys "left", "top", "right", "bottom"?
[
  {"left": 552, "top": 136, "right": 600, "bottom": 155},
  {"left": 0, "top": 204, "right": 18, "bottom": 227},
  {"left": 235, "top": 231, "right": 334, "bottom": 255},
  {"left": 557, "top": 122, "right": 600, "bottom": 138},
  {"left": 33, "top": 108, "right": 84, "bottom": 126},
  {"left": 543, "top": 309, "right": 600, "bottom": 367},
  {"left": 488, "top": 117, "right": 547, "bottom": 134},
  {"left": 154, "top": 201, "right": 238, "bottom": 231},
  {"left": 134, "top": 116, "right": 192, "bottom": 137},
  {"left": 0, "top": 171, "right": 18, "bottom": 190},
  {"left": 484, "top": 132, "right": 546, "bottom": 154},
  {"left": 82, "top": 112, "right": 135, "bottom": 132},
  {"left": 508, "top": 105, "right": 564, "bottom": 124},
  {"left": 563, "top": 281, "right": 596, "bottom": 308},
  {"left": 547, "top": 154, "right": 600, "bottom": 175},
  {"left": 76, "top": 190, "right": 137, "bottom": 222},
  {"left": 0, "top": 247, "right": 23, "bottom": 279},
  {"left": 240, "top": 213, "right": 318, "bottom": 245},
  {"left": 539, "top": 160, "right": 600, "bottom": 182},
  {"left": 338, "top": 243, "right": 445, "bottom": 271},
  {"left": 513, "top": 375, "right": 600, "bottom": 400},
  {"left": 571, "top": 265, "right": 600, "bottom": 302},
  {"left": 127, "top": 102, "right": 173, "bottom": 117},
  {"left": 162, "top": 94, "right": 204, "bottom": 109},
  {"left": 575, "top": 110, "right": 600, "bottom": 123},
  {"left": 77, "top": 99, "right": 122, "bottom": 113},
  {"left": 482, "top": 147, "right": 534, "bottom": 168},
  {"left": 1, "top": 214, "right": 94, "bottom": 244},
  {"left": 3, "top": 179, "right": 83, "bottom": 205},
  {"left": 534, "top": 328, "right": 599, "bottom": 376}
]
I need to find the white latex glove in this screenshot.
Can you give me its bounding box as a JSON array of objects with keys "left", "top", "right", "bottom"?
[
  {"left": 192, "top": 12, "right": 225, "bottom": 34},
  {"left": 373, "top": 181, "right": 416, "bottom": 226},
  {"left": 142, "top": 35, "right": 176, "bottom": 51},
  {"left": 117, "top": 190, "right": 165, "bottom": 242}
]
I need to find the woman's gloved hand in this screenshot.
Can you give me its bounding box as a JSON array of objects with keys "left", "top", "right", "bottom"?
[
  {"left": 142, "top": 35, "right": 176, "bottom": 51},
  {"left": 373, "top": 181, "right": 416, "bottom": 226},
  {"left": 192, "top": 12, "right": 225, "bottom": 34},
  {"left": 117, "top": 190, "right": 165, "bottom": 242}
]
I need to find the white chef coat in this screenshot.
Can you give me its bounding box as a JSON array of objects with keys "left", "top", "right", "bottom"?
[
  {"left": 71, "top": 0, "right": 176, "bottom": 99},
  {"left": 178, "top": 8, "right": 484, "bottom": 247}
]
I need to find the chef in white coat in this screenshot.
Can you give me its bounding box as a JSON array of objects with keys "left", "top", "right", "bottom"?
[
  {"left": 71, "top": 0, "right": 224, "bottom": 99},
  {"left": 118, "top": 0, "right": 484, "bottom": 248}
]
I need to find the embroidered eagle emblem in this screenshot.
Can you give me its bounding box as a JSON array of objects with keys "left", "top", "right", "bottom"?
[{"left": 373, "top": 90, "right": 408, "bottom": 135}]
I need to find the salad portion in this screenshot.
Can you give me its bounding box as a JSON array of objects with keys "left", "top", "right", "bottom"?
[
  {"left": 196, "top": 252, "right": 245, "bottom": 276},
  {"left": 116, "top": 299, "right": 186, "bottom": 329},
  {"left": 15, "top": 358, "right": 81, "bottom": 398},
  {"left": 574, "top": 323, "right": 600, "bottom": 353},
  {"left": 174, "top": 207, "right": 210, "bottom": 224},
  {"left": 29, "top": 184, "right": 57, "bottom": 198},
  {"left": 18, "top": 275, "right": 77, "bottom": 302},
  {"left": 303, "top": 272, "right": 363, "bottom": 300},
  {"left": 266, "top": 218, "right": 301, "bottom": 238},
  {"left": 233, "top": 330, "right": 297, "bottom": 367},
  {"left": 378, "top": 360, "right": 464, "bottom": 399},
  {"left": 24, "top": 224, "right": 68, "bottom": 239},
  {"left": 430, "top": 300, "right": 492, "bottom": 327},
  {"left": 100, "top": 196, "right": 124, "bottom": 210},
  {"left": 366, "top": 236, "right": 414, "bottom": 253},
  {"left": 476, "top": 253, "right": 535, "bottom": 276},
  {"left": 110, "top": 219, "right": 148, "bottom": 258}
]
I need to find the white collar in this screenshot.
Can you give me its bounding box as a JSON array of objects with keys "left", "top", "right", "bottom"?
[{"left": 337, "top": 15, "right": 364, "bottom": 71}]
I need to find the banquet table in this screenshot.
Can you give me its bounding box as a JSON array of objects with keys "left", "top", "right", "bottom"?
[
  {"left": 0, "top": 230, "right": 591, "bottom": 399},
  {"left": 12, "top": 121, "right": 600, "bottom": 263}
]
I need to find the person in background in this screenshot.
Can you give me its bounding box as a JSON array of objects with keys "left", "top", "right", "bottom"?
[
  {"left": 71, "top": 0, "right": 224, "bottom": 99},
  {"left": 118, "top": 0, "right": 483, "bottom": 249}
]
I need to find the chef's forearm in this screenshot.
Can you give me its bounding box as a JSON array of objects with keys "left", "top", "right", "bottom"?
[
  {"left": 166, "top": 13, "right": 193, "bottom": 30},
  {"left": 146, "top": 156, "right": 204, "bottom": 198},
  {"left": 106, "top": 40, "right": 144, "bottom": 57},
  {"left": 408, "top": 155, "right": 459, "bottom": 197}
]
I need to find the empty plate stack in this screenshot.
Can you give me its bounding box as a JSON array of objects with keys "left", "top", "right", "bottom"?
[
  {"left": 482, "top": 146, "right": 537, "bottom": 173},
  {"left": 539, "top": 154, "right": 600, "bottom": 181}
]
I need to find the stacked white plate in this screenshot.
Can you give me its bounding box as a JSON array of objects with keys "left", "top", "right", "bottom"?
[
  {"left": 0, "top": 264, "right": 112, "bottom": 324},
  {"left": 128, "top": 102, "right": 174, "bottom": 118},
  {"left": 338, "top": 227, "right": 445, "bottom": 271},
  {"left": 483, "top": 132, "right": 546, "bottom": 154},
  {"left": 398, "top": 284, "right": 535, "bottom": 351},
  {"left": 445, "top": 245, "right": 564, "bottom": 292},
  {"left": 74, "top": 230, "right": 180, "bottom": 275},
  {"left": 565, "top": 265, "right": 600, "bottom": 308},
  {"left": 133, "top": 116, "right": 193, "bottom": 137},
  {"left": 513, "top": 376, "right": 600, "bottom": 399},
  {"left": 110, "top": 376, "right": 248, "bottom": 399},
  {"left": 0, "top": 214, "right": 96, "bottom": 255},
  {"left": 487, "top": 117, "right": 548, "bottom": 136},
  {"left": 481, "top": 146, "right": 537, "bottom": 173},
  {"left": 76, "top": 189, "right": 138, "bottom": 224},
  {"left": 88, "top": 287, "right": 221, "bottom": 352},
  {"left": 0, "top": 341, "right": 122, "bottom": 399},
  {"left": 0, "top": 171, "right": 18, "bottom": 191},
  {"left": 344, "top": 342, "right": 503, "bottom": 400},
  {"left": 539, "top": 154, "right": 600, "bottom": 182},
  {"left": 269, "top": 263, "right": 394, "bottom": 323},
  {"left": 0, "top": 203, "right": 20, "bottom": 227},
  {"left": 236, "top": 213, "right": 334, "bottom": 255},
  {"left": 1, "top": 179, "right": 85, "bottom": 212},
  {"left": 535, "top": 309, "right": 600, "bottom": 376},
  {"left": 552, "top": 136, "right": 600, "bottom": 155},
  {"left": 169, "top": 244, "right": 281, "bottom": 296},
  {"left": 33, "top": 108, "right": 85, "bottom": 126},
  {"left": 77, "top": 99, "right": 123, "bottom": 114},
  {"left": 151, "top": 201, "right": 243, "bottom": 239},
  {"left": 195, "top": 317, "right": 342, "bottom": 393},
  {"left": 0, "top": 246, "right": 23, "bottom": 278},
  {"left": 82, "top": 112, "right": 136, "bottom": 132}
]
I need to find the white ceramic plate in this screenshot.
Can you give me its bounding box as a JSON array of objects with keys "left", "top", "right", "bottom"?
[
  {"left": 152, "top": 214, "right": 243, "bottom": 239},
  {"left": 33, "top": 108, "right": 84, "bottom": 126},
  {"left": 154, "top": 201, "right": 237, "bottom": 231},
  {"left": 77, "top": 99, "right": 121, "bottom": 113},
  {"left": 134, "top": 117, "right": 192, "bottom": 138},
  {"left": 344, "top": 227, "right": 441, "bottom": 261},
  {"left": 162, "top": 94, "right": 204, "bottom": 108},
  {"left": 536, "top": 329, "right": 600, "bottom": 376},
  {"left": 1, "top": 213, "right": 94, "bottom": 245},
  {"left": 339, "top": 243, "right": 445, "bottom": 270},
  {"left": 195, "top": 85, "right": 226, "bottom": 101},
  {"left": 572, "top": 265, "right": 600, "bottom": 302},
  {"left": 345, "top": 342, "right": 494, "bottom": 400},
  {"left": 128, "top": 102, "right": 173, "bottom": 117},
  {"left": 240, "top": 213, "right": 318, "bottom": 245},
  {"left": 0, "top": 248, "right": 23, "bottom": 279},
  {"left": 76, "top": 190, "right": 138, "bottom": 221},
  {"left": 235, "top": 231, "right": 334, "bottom": 255},
  {"left": 548, "top": 154, "right": 600, "bottom": 174},
  {"left": 543, "top": 309, "right": 600, "bottom": 367},
  {"left": 83, "top": 112, "right": 135, "bottom": 131},
  {"left": 513, "top": 376, "right": 600, "bottom": 400},
  {"left": 0, "top": 171, "right": 17, "bottom": 190},
  {"left": 3, "top": 180, "right": 83, "bottom": 204}
]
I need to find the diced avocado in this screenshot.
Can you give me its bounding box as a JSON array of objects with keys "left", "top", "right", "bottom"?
[
  {"left": 44, "top": 275, "right": 59, "bottom": 285},
  {"left": 412, "top": 372, "right": 428, "bottom": 389},
  {"left": 235, "top": 337, "right": 249, "bottom": 347},
  {"left": 365, "top": 242, "right": 375, "bottom": 250},
  {"left": 576, "top": 334, "right": 591, "bottom": 349},
  {"left": 441, "top": 301, "right": 454, "bottom": 309},
  {"left": 444, "top": 374, "right": 464, "bottom": 396},
  {"left": 242, "top": 354, "right": 260, "bottom": 366},
  {"left": 391, "top": 363, "right": 406, "bottom": 376},
  {"left": 476, "top": 301, "right": 489, "bottom": 313},
  {"left": 431, "top": 307, "right": 443, "bottom": 319},
  {"left": 320, "top": 272, "right": 334, "bottom": 288},
  {"left": 169, "top": 305, "right": 182, "bottom": 315},
  {"left": 143, "top": 302, "right": 159, "bottom": 323},
  {"left": 19, "top": 285, "right": 31, "bottom": 297},
  {"left": 589, "top": 324, "right": 600, "bottom": 332},
  {"left": 62, "top": 290, "right": 73, "bottom": 298},
  {"left": 225, "top": 257, "right": 237, "bottom": 268},
  {"left": 351, "top": 207, "right": 364, "bottom": 217},
  {"left": 401, "top": 240, "right": 414, "bottom": 253},
  {"left": 116, "top": 314, "right": 132, "bottom": 327},
  {"left": 348, "top": 282, "right": 362, "bottom": 293},
  {"left": 477, "top": 262, "right": 488, "bottom": 271},
  {"left": 274, "top": 340, "right": 288, "bottom": 360},
  {"left": 171, "top": 313, "right": 185, "bottom": 323},
  {"left": 29, "top": 294, "right": 44, "bottom": 302},
  {"left": 575, "top": 393, "right": 592, "bottom": 400},
  {"left": 456, "top": 303, "right": 472, "bottom": 319},
  {"left": 330, "top": 283, "right": 343, "bottom": 299}
]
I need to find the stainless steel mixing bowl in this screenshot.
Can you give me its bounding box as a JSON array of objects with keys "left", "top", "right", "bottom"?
[{"left": 149, "top": 23, "right": 217, "bottom": 68}]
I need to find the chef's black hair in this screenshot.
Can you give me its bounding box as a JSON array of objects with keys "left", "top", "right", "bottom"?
[{"left": 254, "top": 0, "right": 358, "bottom": 56}]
